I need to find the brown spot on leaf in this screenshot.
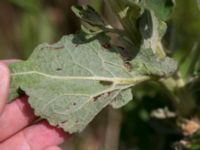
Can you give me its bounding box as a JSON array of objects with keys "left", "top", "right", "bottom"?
[
  {"left": 93, "top": 95, "right": 102, "bottom": 102},
  {"left": 42, "top": 45, "right": 64, "bottom": 50},
  {"left": 93, "top": 92, "right": 111, "bottom": 102},
  {"left": 99, "top": 80, "right": 113, "bottom": 86},
  {"left": 56, "top": 68, "right": 62, "bottom": 71},
  {"left": 123, "top": 61, "right": 133, "bottom": 72},
  {"left": 52, "top": 45, "right": 64, "bottom": 50},
  {"left": 101, "top": 43, "right": 111, "bottom": 49}
]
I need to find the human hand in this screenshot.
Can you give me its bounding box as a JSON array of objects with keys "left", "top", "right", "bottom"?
[{"left": 0, "top": 60, "right": 71, "bottom": 150}]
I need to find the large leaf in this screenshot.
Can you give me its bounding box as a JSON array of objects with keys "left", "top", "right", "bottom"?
[{"left": 9, "top": 34, "right": 177, "bottom": 133}]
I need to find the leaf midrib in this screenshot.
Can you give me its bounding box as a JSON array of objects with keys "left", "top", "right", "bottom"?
[{"left": 11, "top": 71, "right": 150, "bottom": 85}]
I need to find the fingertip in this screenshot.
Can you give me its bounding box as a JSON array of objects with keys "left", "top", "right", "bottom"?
[
  {"left": 0, "top": 120, "right": 71, "bottom": 150},
  {"left": 0, "top": 96, "right": 36, "bottom": 142},
  {"left": 23, "top": 121, "right": 71, "bottom": 150},
  {"left": 0, "top": 62, "right": 10, "bottom": 79},
  {"left": 0, "top": 59, "right": 21, "bottom": 65},
  {"left": 40, "top": 121, "right": 72, "bottom": 141},
  {"left": 0, "top": 62, "right": 10, "bottom": 114}
]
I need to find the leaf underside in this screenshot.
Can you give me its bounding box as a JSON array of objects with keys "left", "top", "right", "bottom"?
[{"left": 9, "top": 34, "right": 177, "bottom": 133}]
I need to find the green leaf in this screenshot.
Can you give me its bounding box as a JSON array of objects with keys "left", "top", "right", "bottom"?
[
  {"left": 72, "top": 5, "right": 122, "bottom": 37},
  {"left": 139, "top": 10, "right": 167, "bottom": 57},
  {"left": 141, "top": 0, "right": 175, "bottom": 21},
  {"left": 107, "top": 0, "right": 142, "bottom": 48},
  {"left": 110, "top": 88, "right": 133, "bottom": 108},
  {"left": 72, "top": 5, "right": 105, "bottom": 35},
  {"left": 72, "top": 5, "right": 105, "bottom": 27},
  {"left": 9, "top": 34, "right": 177, "bottom": 133},
  {"left": 107, "top": 0, "right": 175, "bottom": 48}
]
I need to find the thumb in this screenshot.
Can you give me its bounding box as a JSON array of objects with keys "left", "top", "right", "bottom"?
[{"left": 0, "top": 63, "right": 10, "bottom": 114}]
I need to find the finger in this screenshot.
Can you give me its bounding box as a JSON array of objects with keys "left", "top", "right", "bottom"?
[
  {"left": 0, "top": 59, "right": 20, "bottom": 113},
  {"left": 44, "top": 146, "right": 62, "bottom": 150},
  {"left": 0, "top": 59, "right": 21, "bottom": 65},
  {"left": 0, "top": 96, "right": 36, "bottom": 142},
  {"left": 0, "top": 121, "right": 71, "bottom": 150},
  {"left": 0, "top": 62, "right": 10, "bottom": 114}
]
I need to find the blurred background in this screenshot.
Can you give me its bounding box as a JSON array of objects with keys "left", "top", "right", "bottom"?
[{"left": 0, "top": 0, "right": 200, "bottom": 149}]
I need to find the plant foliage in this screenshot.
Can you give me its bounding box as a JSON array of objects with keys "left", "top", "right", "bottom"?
[{"left": 9, "top": 0, "right": 179, "bottom": 134}]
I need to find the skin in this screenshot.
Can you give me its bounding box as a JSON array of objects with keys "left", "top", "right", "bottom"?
[{"left": 0, "top": 60, "right": 71, "bottom": 150}]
